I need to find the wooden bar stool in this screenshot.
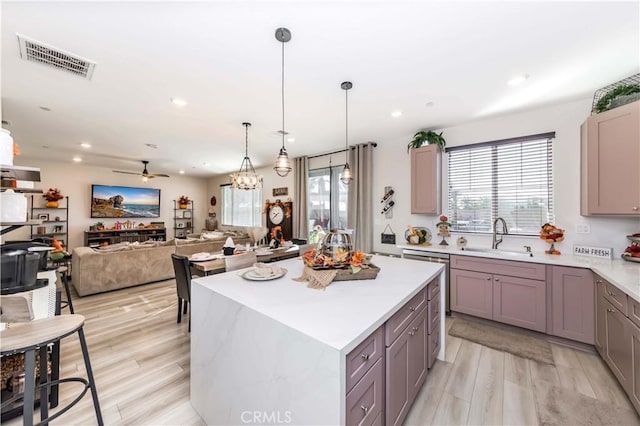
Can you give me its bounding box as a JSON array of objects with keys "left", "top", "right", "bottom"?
[
  {"left": 0, "top": 315, "right": 103, "bottom": 426},
  {"left": 55, "top": 266, "right": 74, "bottom": 314}
]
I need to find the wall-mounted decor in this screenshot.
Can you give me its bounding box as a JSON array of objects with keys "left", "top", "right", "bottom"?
[
  {"left": 183, "top": 210, "right": 192, "bottom": 219},
  {"left": 91, "top": 184, "right": 161, "bottom": 218},
  {"left": 381, "top": 186, "right": 394, "bottom": 218},
  {"left": 272, "top": 187, "right": 288, "bottom": 197}
]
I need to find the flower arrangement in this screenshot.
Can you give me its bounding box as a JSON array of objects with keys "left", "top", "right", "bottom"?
[
  {"left": 302, "top": 248, "right": 371, "bottom": 273},
  {"left": 43, "top": 187, "right": 64, "bottom": 202},
  {"left": 178, "top": 195, "right": 190, "bottom": 205}
]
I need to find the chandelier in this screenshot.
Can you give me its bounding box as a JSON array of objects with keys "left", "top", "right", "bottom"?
[
  {"left": 340, "top": 81, "right": 353, "bottom": 185},
  {"left": 273, "top": 27, "right": 292, "bottom": 177},
  {"left": 231, "top": 122, "right": 261, "bottom": 190}
]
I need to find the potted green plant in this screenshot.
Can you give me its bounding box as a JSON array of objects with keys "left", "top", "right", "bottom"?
[
  {"left": 407, "top": 130, "right": 446, "bottom": 152},
  {"left": 595, "top": 83, "right": 640, "bottom": 113}
]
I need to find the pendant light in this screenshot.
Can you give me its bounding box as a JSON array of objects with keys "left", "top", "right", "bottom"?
[
  {"left": 340, "top": 81, "right": 353, "bottom": 185},
  {"left": 230, "top": 122, "right": 261, "bottom": 190},
  {"left": 273, "top": 27, "right": 292, "bottom": 177}
]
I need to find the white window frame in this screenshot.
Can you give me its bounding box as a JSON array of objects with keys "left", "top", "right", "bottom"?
[{"left": 447, "top": 132, "right": 555, "bottom": 236}]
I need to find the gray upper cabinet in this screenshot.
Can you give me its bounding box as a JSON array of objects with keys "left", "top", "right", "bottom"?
[
  {"left": 581, "top": 100, "right": 640, "bottom": 216},
  {"left": 410, "top": 145, "right": 441, "bottom": 214}
]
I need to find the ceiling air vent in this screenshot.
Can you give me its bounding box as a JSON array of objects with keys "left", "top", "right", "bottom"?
[{"left": 17, "top": 33, "right": 96, "bottom": 80}]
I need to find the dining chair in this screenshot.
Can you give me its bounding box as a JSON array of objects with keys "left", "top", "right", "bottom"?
[
  {"left": 171, "top": 254, "right": 191, "bottom": 332},
  {"left": 224, "top": 252, "right": 257, "bottom": 272}
]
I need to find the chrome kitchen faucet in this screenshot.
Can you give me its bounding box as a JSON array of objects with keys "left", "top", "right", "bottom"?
[{"left": 492, "top": 217, "right": 508, "bottom": 249}]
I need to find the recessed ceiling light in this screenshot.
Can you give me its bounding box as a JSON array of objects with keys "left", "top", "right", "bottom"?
[
  {"left": 39, "top": 106, "right": 51, "bottom": 111},
  {"left": 170, "top": 97, "right": 188, "bottom": 107},
  {"left": 203, "top": 162, "right": 209, "bottom": 167},
  {"left": 287, "top": 137, "right": 295, "bottom": 143},
  {"left": 179, "top": 170, "right": 185, "bottom": 174},
  {"left": 145, "top": 143, "right": 158, "bottom": 149},
  {"left": 391, "top": 111, "right": 402, "bottom": 118},
  {"left": 72, "top": 156, "right": 82, "bottom": 162},
  {"left": 507, "top": 74, "right": 530, "bottom": 86},
  {"left": 80, "top": 142, "right": 91, "bottom": 148},
  {"left": 425, "top": 101, "right": 435, "bottom": 107}
]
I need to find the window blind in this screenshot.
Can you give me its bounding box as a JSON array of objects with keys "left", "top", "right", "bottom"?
[{"left": 447, "top": 134, "right": 554, "bottom": 235}]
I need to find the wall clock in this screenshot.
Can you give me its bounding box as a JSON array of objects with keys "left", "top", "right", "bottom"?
[{"left": 265, "top": 199, "right": 293, "bottom": 241}]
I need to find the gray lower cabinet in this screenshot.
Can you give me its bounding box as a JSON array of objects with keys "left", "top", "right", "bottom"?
[
  {"left": 345, "top": 278, "right": 440, "bottom": 425},
  {"left": 594, "top": 274, "right": 640, "bottom": 415},
  {"left": 385, "top": 307, "right": 428, "bottom": 426},
  {"left": 550, "top": 266, "right": 594, "bottom": 344},
  {"left": 450, "top": 255, "right": 546, "bottom": 332},
  {"left": 346, "top": 357, "right": 384, "bottom": 426},
  {"left": 630, "top": 320, "right": 640, "bottom": 412},
  {"left": 595, "top": 277, "right": 607, "bottom": 356}
]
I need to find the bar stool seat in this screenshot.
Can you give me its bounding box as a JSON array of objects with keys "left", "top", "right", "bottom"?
[{"left": 1, "top": 315, "right": 103, "bottom": 426}]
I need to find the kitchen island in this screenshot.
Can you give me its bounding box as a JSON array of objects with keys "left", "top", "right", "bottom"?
[{"left": 190, "top": 255, "right": 445, "bottom": 425}]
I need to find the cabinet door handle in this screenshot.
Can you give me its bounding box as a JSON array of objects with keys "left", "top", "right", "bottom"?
[
  {"left": 608, "top": 290, "right": 616, "bottom": 297},
  {"left": 596, "top": 280, "right": 603, "bottom": 284},
  {"left": 408, "top": 330, "right": 416, "bottom": 336},
  {"left": 361, "top": 353, "right": 370, "bottom": 361},
  {"left": 633, "top": 206, "right": 639, "bottom": 211},
  {"left": 361, "top": 405, "right": 369, "bottom": 414},
  {"left": 607, "top": 308, "right": 616, "bottom": 313},
  {"left": 409, "top": 306, "right": 416, "bottom": 312},
  {"left": 486, "top": 277, "right": 491, "bottom": 281},
  {"left": 495, "top": 278, "right": 500, "bottom": 282}
]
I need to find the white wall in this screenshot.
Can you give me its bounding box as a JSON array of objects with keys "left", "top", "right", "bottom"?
[
  {"left": 3, "top": 159, "right": 210, "bottom": 249},
  {"left": 371, "top": 97, "right": 640, "bottom": 257}
]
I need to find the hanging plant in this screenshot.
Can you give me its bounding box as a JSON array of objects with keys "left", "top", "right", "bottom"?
[{"left": 407, "top": 130, "right": 446, "bottom": 152}]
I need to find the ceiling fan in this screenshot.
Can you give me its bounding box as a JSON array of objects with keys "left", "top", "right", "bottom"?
[{"left": 112, "top": 160, "right": 170, "bottom": 181}]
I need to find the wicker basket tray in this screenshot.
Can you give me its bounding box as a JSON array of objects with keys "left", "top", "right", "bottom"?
[{"left": 333, "top": 264, "right": 380, "bottom": 281}]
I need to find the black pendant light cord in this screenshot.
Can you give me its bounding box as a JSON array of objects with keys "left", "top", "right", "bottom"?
[
  {"left": 281, "top": 36, "right": 286, "bottom": 151},
  {"left": 345, "top": 87, "right": 349, "bottom": 164}
]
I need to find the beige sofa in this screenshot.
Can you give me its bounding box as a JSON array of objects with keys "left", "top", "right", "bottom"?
[{"left": 72, "top": 236, "right": 250, "bottom": 296}]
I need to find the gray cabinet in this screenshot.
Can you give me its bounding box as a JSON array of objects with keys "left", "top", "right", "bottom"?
[
  {"left": 550, "top": 266, "right": 594, "bottom": 344},
  {"left": 581, "top": 100, "right": 640, "bottom": 216},
  {"left": 604, "top": 297, "right": 632, "bottom": 391},
  {"left": 493, "top": 274, "right": 546, "bottom": 333},
  {"left": 594, "top": 274, "right": 640, "bottom": 415},
  {"left": 385, "top": 307, "right": 427, "bottom": 426},
  {"left": 410, "top": 145, "right": 441, "bottom": 214},
  {"left": 630, "top": 319, "right": 640, "bottom": 413},
  {"left": 450, "top": 255, "right": 546, "bottom": 332},
  {"left": 427, "top": 279, "right": 441, "bottom": 368},
  {"left": 346, "top": 357, "right": 384, "bottom": 426},
  {"left": 595, "top": 277, "right": 607, "bottom": 356},
  {"left": 450, "top": 268, "right": 493, "bottom": 320}
]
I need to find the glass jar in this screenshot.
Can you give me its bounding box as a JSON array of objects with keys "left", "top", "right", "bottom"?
[{"left": 317, "top": 229, "right": 352, "bottom": 266}]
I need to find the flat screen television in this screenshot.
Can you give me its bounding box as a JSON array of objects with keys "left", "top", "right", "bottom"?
[{"left": 91, "top": 184, "right": 161, "bottom": 218}]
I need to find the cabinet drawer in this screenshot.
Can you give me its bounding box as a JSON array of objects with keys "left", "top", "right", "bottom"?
[
  {"left": 346, "top": 326, "right": 384, "bottom": 393},
  {"left": 427, "top": 278, "right": 440, "bottom": 301},
  {"left": 603, "top": 280, "right": 628, "bottom": 316},
  {"left": 628, "top": 297, "right": 640, "bottom": 329},
  {"left": 346, "top": 357, "right": 383, "bottom": 426},
  {"left": 428, "top": 297, "right": 440, "bottom": 334},
  {"left": 385, "top": 288, "right": 427, "bottom": 346},
  {"left": 428, "top": 318, "right": 440, "bottom": 369},
  {"left": 450, "top": 255, "right": 545, "bottom": 280}
]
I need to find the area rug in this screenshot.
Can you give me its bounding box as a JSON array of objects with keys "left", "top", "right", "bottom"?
[
  {"left": 448, "top": 318, "right": 555, "bottom": 365},
  {"left": 533, "top": 379, "right": 640, "bottom": 425}
]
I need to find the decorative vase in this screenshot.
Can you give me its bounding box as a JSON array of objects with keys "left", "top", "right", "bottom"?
[
  {"left": 179, "top": 204, "right": 188, "bottom": 209},
  {"left": 46, "top": 201, "right": 59, "bottom": 208}
]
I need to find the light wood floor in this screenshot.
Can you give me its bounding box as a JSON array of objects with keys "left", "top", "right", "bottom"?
[{"left": 5, "top": 279, "right": 638, "bottom": 425}]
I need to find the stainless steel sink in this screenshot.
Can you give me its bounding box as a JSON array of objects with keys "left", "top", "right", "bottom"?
[{"left": 460, "top": 247, "right": 534, "bottom": 258}]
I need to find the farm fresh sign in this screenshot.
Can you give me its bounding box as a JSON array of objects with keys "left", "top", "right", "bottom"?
[{"left": 573, "top": 245, "right": 613, "bottom": 259}]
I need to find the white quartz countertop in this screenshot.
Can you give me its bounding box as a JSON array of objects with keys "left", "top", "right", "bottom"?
[
  {"left": 192, "top": 255, "right": 444, "bottom": 354},
  {"left": 398, "top": 244, "right": 640, "bottom": 303}
]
